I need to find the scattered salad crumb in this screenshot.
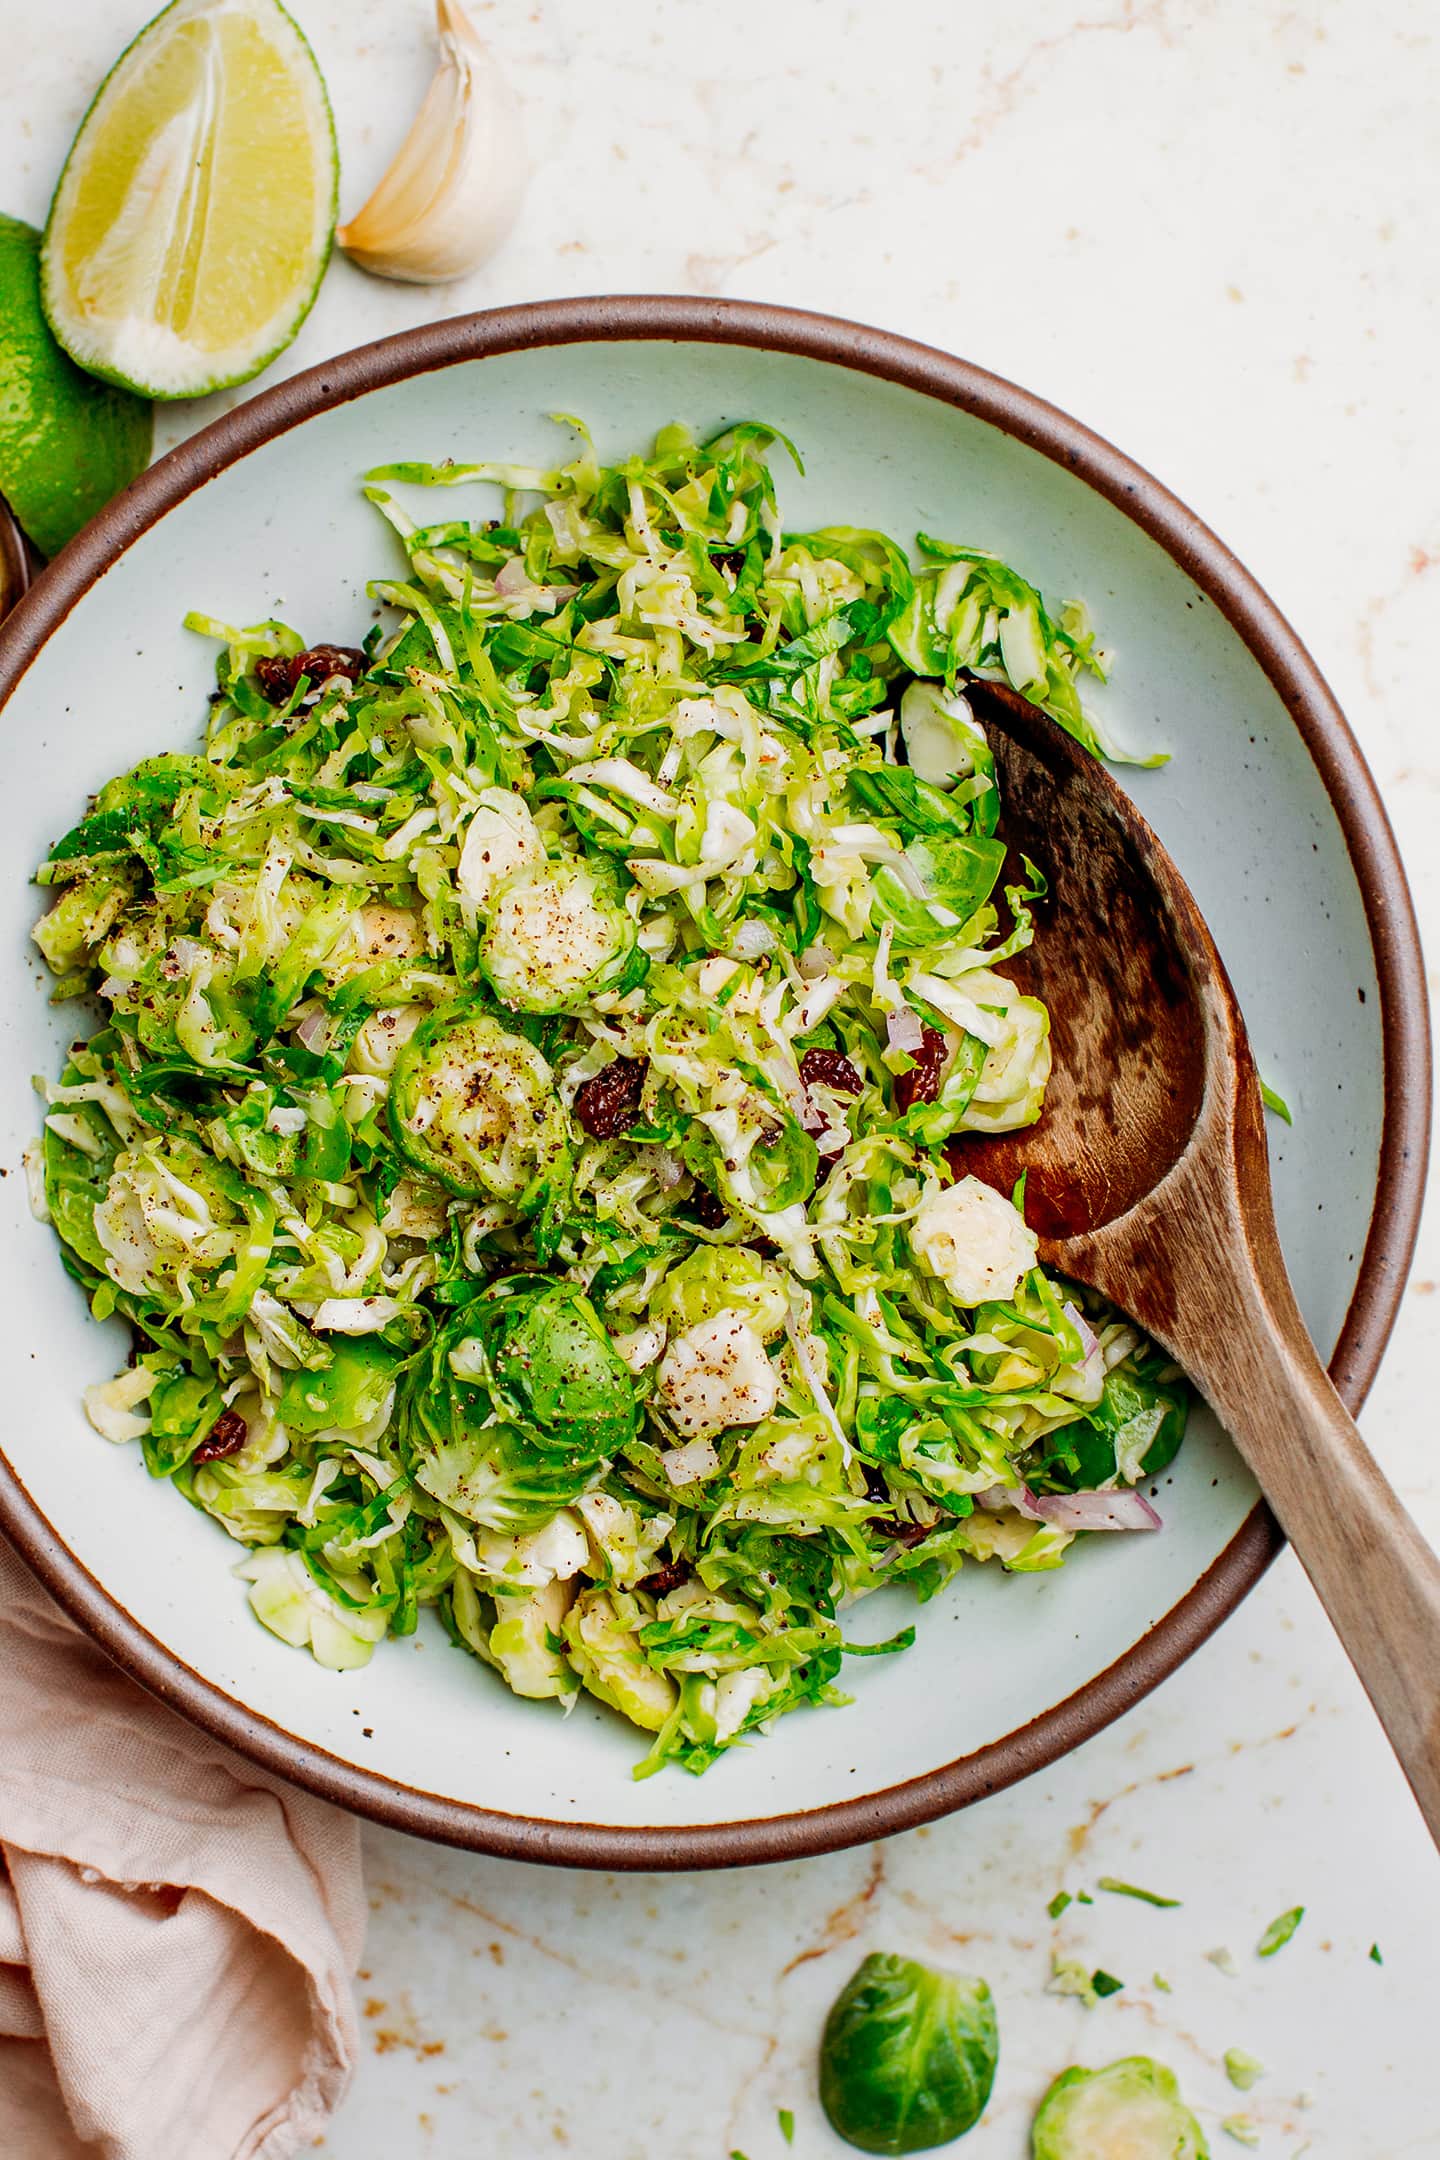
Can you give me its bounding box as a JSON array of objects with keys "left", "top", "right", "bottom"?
[
  {"left": 777, "top": 2107, "right": 794, "bottom": 2145},
  {"left": 1259, "top": 1077, "right": 1293, "bottom": 1124},
  {"left": 1207, "top": 1947, "right": 1240, "bottom": 1977},
  {"left": 1221, "top": 2116, "right": 1260, "bottom": 2147},
  {"left": 1256, "top": 1907, "right": 1305, "bottom": 1958},
  {"left": 1047, "top": 1956, "right": 1123, "bottom": 2007},
  {"left": 1097, "top": 1876, "right": 1181, "bottom": 1908},
  {"left": 1368, "top": 1943, "right": 1382, "bottom": 1965},
  {"left": 1047, "top": 1891, "right": 1073, "bottom": 1919},
  {"left": 1224, "top": 2048, "right": 1265, "bottom": 2091},
  {"left": 1152, "top": 1972, "right": 1172, "bottom": 1992}
]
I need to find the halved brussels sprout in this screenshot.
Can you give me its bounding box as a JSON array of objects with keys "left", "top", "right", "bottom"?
[
  {"left": 820, "top": 1951, "right": 999, "bottom": 2154},
  {"left": 389, "top": 1005, "right": 567, "bottom": 1201},
  {"left": 478, "top": 857, "right": 636, "bottom": 1013},
  {"left": 90, "top": 1133, "right": 263, "bottom": 1310},
  {"left": 563, "top": 1585, "right": 677, "bottom": 1732},
  {"left": 278, "top": 1338, "right": 398, "bottom": 1437},
  {"left": 489, "top": 1579, "right": 576, "bottom": 1699},
  {"left": 652, "top": 1244, "right": 790, "bottom": 1343},
  {"left": 1031, "top": 2057, "right": 1209, "bottom": 2160},
  {"left": 413, "top": 1426, "right": 586, "bottom": 1536},
  {"left": 465, "top": 1275, "right": 640, "bottom": 1460},
  {"left": 405, "top": 1281, "right": 638, "bottom": 1531}
]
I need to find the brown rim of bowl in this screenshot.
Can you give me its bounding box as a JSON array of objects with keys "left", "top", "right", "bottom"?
[{"left": 0, "top": 297, "right": 1429, "bottom": 1872}]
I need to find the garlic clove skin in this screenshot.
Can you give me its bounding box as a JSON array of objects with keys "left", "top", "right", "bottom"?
[{"left": 337, "top": 0, "right": 526, "bottom": 285}]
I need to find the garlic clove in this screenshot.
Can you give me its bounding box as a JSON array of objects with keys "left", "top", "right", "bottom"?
[{"left": 337, "top": 0, "right": 526, "bottom": 285}]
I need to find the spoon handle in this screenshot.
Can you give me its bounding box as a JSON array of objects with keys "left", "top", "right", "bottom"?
[
  {"left": 1192, "top": 1305, "right": 1440, "bottom": 1842},
  {"left": 1098, "top": 1151, "right": 1440, "bottom": 1843}
]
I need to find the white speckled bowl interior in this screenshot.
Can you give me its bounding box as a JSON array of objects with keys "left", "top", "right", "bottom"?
[{"left": 0, "top": 302, "right": 1424, "bottom": 1865}]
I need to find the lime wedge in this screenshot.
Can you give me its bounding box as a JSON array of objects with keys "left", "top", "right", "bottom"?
[
  {"left": 41, "top": 0, "right": 336, "bottom": 400},
  {"left": 0, "top": 213, "right": 152, "bottom": 559}
]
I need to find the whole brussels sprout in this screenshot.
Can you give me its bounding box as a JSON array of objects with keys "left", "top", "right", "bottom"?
[
  {"left": 1031, "top": 2057, "right": 1209, "bottom": 2159},
  {"left": 820, "top": 1951, "right": 998, "bottom": 2154}
]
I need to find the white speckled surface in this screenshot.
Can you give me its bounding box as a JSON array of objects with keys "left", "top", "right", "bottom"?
[{"left": 3, "top": 1, "right": 1437, "bottom": 2154}]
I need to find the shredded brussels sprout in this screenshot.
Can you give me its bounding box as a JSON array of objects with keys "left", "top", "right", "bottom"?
[{"left": 32, "top": 418, "right": 1189, "bottom": 1774}]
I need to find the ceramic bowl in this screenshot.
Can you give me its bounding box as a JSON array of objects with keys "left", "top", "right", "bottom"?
[{"left": 0, "top": 300, "right": 1427, "bottom": 1867}]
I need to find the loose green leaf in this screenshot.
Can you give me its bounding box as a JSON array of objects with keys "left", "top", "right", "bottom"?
[
  {"left": 1224, "top": 2049, "right": 1264, "bottom": 2092},
  {"left": 1256, "top": 1908, "right": 1304, "bottom": 1958},
  {"left": 1259, "top": 1077, "right": 1293, "bottom": 1124},
  {"left": 1097, "top": 1877, "right": 1181, "bottom": 1909}
]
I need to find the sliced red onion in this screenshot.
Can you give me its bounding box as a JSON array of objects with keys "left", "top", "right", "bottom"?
[
  {"left": 294, "top": 1009, "right": 329, "bottom": 1053},
  {"left": 886, "top": 1005, "right": 925, "bottom": 1055},
  {"left": 494, "top": 557, "right": 576, "bottom": 607},
  {"left": 1029, "top": 1489, "right": 1163, "bottom": 1531},
  {"left": 1061, "top": 1300, "right": 1099, "bottom": 1361},
  {"left": 493, "top": 556, "right": 532, "bottom": 597},
  {"left": 975, "top": 1482, "right": 1047, "bottom": 1521}
]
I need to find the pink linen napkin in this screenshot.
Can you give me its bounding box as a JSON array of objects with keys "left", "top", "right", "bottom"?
[{"left": 0, "top": 1537, "right": 366, "bottom": 2159}]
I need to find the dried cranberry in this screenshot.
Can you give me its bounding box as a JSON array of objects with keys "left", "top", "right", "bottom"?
[
  {"left": 572, "top": 1056, "right": 647, "bottom": 1138},
  {"left": 255, "top": 645, "right": 368, "bottom": 706},
  {"left": 874, "top": 1516, "right": 934, "bottom": 1550},
  {"left": 638, "top": 1560, "right": 688, "bottom": 1599},
  {"left": 690, "top": 1181, "right": 729, "bottom": 1229},
  {"left": 192, "top": 1408, "right": 249, "bottom": 1464},
  {"left": 799, "top": 1047, "right": 863, "bottom": 1097},
  {"left": 893, "top": 1026, "right": 949, "bottom": 1112},
  {"left": 861, "top": 1461, "right": 891, "bottom": 1504}
]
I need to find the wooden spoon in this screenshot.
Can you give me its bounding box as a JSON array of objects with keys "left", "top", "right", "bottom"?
[
  {"left": 0, "top": 494, "right": 36, "bottom": 625},
  {"left": 958, "top": 676, "right": 1440, "bottom": 1841}
]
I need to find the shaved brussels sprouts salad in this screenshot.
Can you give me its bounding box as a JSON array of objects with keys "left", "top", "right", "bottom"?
[{"left": 31, "top": 419, "right": 1189, "bottom": 1777}]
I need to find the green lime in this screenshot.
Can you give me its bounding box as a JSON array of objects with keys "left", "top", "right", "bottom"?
[
  {"left": 0, "top": 214, "right": 152, "bottom": 560},
  {"left": 41, "top": 0, "right": 337, "bottom": 402}
]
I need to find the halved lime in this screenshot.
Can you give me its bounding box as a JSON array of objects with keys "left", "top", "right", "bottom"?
[
  {"left": 41, "top": 0, "right": 336, "bottom": 401},
  {"left": 0, "top": 214, "right": 152, "bottom": 559}
]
